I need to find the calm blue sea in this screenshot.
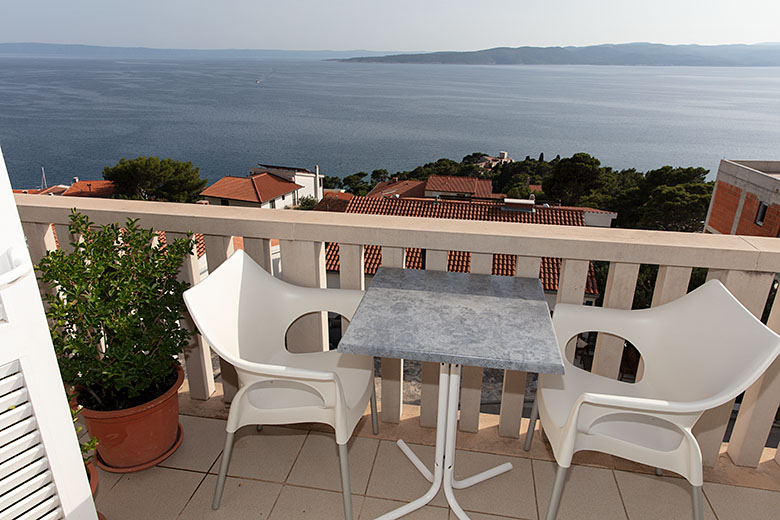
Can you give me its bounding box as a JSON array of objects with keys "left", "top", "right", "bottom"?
[{"left": 1, "top": 56, "right": 780, "bottom": 189}]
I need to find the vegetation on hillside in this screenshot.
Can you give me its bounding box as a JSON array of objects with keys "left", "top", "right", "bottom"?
[{"left": 331, "top": 151, "right": 713, "bottom": 234}]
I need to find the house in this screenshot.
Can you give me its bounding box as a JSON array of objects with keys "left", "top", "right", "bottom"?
[
  {"left": 13, "top": 177, "right": 115, "bottom": 198},
  {"left": 475, "top": 150, "right": 514, "bottom": 169},
  {"left": 201, "top": 164, "right": 323, "bottom": 208},
  {"left": 201, "top": 172, "right": 302, "bottom": 208},
  {"left": 250, "top": 163, "right": 323, "bottom": 201},
  {"left": 705, "top": 159, "right": 780, "bottom": 237},
  {"left": 315, "top": 194, "right": 606, "bottom": 309}
]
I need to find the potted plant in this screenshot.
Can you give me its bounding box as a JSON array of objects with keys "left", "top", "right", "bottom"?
[
  {"left": 72, "top": 398, "right": 106, "bottom": 520},
  {"left": 38, "top": 210, "right": 194, "bottom": 472}
]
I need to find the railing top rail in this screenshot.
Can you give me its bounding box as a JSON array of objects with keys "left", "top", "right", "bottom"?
[{"left": 15, "top": 194, "right": 780, "bottom": 272}]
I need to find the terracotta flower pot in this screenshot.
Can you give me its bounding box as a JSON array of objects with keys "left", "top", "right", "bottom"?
[
  {"left": 82, "top": 365, "right": 184, "bottom": 473},
  {"left": 86, "top": 461, "right": 107, "bottom": 520}
]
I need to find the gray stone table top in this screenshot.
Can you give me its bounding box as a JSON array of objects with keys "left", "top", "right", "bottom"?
[{"left": 338, "top": 267, "right": 564, "bottom": 374}]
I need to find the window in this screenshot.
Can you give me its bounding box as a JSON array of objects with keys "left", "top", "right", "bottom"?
[
  {"left": 270, "top": 199, "right": 276, "bottom": 209},
  {"left": 756, "top": 202, "right": 768, "bottom": 226},
  {"left": 220, "top": 198, "right": 229, "bottom": 206},
  {"left": 282, "top": 194, "right": 285, "bottom": 200}
]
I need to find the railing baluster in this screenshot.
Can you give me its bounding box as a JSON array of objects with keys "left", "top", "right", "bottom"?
[
  {"left": 381, "top": 246, "right": 406, "bottom": 424},
  {"left": 723, "top": 271, "right": 780, "bottom": 467},
  {"left": 420, "top": 249, "right": 448, "bottom": 428},
  {"left": 169, "top": 232, "right": 215, "bottom": 401},
  {"left": 243, "top": 237, "right": 274, "bottom": 274},
  {"left": 21, "top": 223, "right": 57, "bottom": 264},
  {"left": 53, "top": 224, "right": 75, "bottom": 254},
  {"left": 591, "top": 262, "right": 640, "bottom": 379},
  {"left": 458, "top": 252, "right": 491, "bottom": 433},
  {"left": 339, "top": 244, "right": 365, "bottom": 333},
  {"left": 203, "top": 234, "right": 238, "bottom": 402},
  {"left": 279, "top": 239, "right": 328, "bottom": 353},
  {"left": 694, "top": 269, "right": 774, "bottom": 467},
  {"left": 555, "top": 259, "right": 589, "bottom": 362},
  {"left": 499, "top": 255, "right": 541, "bottom": 438}
]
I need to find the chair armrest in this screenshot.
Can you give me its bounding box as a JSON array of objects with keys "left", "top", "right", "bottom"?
[{"left": 575, "top": 392, "right": 704, "bottom": 415}]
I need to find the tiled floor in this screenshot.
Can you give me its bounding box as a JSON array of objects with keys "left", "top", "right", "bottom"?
[{"left": 93, "top": 415, "right": 780, "bottom": 520}]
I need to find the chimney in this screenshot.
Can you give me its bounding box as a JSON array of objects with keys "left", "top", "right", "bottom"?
[
  {"left": 72, "top": 176, "right": 79, "bottom": 184},
  {"left": 314, "top": 164, "right": 321, "bottom": 200},
  {"left": 502, "top": 197, "right": 536, "bottom": 213}
]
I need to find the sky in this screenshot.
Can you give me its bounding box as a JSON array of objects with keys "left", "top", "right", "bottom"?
[{"left": 1, "top": 0, "right": 779, "bottom": 52}]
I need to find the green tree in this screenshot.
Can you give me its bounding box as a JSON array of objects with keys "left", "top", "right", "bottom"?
[
  {"left": 342, "top": 172, "right": 371, "bottom": 196},
  {"left": 461, "top": 152, "right": 488, "bottom": 164},
  {"left": 371, "top": 169, "right": 390, "bottom": 184},
  {"left": 506, "top": 184, "right": 531, "bottom": 199},
  {"left": 543, "top": 153, "right": 606, "bottom": 206},
  {"left": 102, "top": 156, "right": 207, "bottom": 203},
  {"left": 295, "top": 195, "right": 318, "bottom": 210},
  {"left": 638, "top": 183, "right": 713, "bottom": 232},
  {"left": 323, "top": 175, "right": 343, "bottom": 189}
]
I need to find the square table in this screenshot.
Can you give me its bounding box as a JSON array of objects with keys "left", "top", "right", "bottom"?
[{"left": 338, "top": 267, "right": 564, "bottom": 520}]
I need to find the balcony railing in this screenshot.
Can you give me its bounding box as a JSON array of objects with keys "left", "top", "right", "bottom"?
[{"left": 15, "top": 193, "right": 780, "bottom": 471}]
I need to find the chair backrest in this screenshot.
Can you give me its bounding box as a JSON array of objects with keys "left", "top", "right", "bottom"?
[
  {"left": 636, "top": 280, "right": 780, "bottom": 408},
  {"left": 183, "top": 250, "right": 311, "bottom": 366}
]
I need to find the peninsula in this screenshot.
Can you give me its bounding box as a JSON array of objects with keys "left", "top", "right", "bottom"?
[{"left": 338, "top": 42, "right": 780, "bottom": 66}]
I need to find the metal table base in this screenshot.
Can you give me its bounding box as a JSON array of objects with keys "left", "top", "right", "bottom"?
[{"left": 376, "top": 363, "right": 513, "bottom": 520}]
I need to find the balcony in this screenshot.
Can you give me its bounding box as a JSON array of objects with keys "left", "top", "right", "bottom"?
[{"left": 15, "top": 193, "right": 780, "bottom": 519}]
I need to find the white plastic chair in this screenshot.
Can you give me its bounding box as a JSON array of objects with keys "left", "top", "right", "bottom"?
[
  {"left": 183, "top": 250, "right": 378, "bottom": 520},
  {"left": 524, "top": 280, "right": 780, "bottom": 520}
]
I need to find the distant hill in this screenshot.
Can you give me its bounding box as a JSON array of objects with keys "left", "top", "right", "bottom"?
[
  {"left": 0, "top": 42, "right": 391, "bottom": 61},
  {"left": 339, "top": 43, "right": 780, "bottom": 66}
]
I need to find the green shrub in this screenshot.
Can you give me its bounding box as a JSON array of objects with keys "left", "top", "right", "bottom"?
[{"left": 37, "top": 211, "right": 194, "bottom": 411}]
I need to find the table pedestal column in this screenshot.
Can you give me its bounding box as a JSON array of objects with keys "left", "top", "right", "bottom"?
[{"left": 376, "top": 363, "right": 513, "bottom": 520}]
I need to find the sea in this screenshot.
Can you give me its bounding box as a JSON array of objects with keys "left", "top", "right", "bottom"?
[{"left": 2, "top": 55, "right": 780, "bottom": 189}]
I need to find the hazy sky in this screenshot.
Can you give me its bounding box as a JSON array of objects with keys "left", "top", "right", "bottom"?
[{"left": 2, "top": 0, "right": 779, "bottom": 52}]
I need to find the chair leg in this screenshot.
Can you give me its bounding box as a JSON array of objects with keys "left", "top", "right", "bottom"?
[
  {"left": 212, "top": 431, "right": 235, "bottom": 510},
  {"left": 370, "top": 381, "right": 379, "bottom": 435},
  {"left": 524, "top": 395, "right": 539, "bottom": 451},
  {"left": 692, "top": 485, "right": 703, "bottom": 520},
  {"left": 545, "top": 464, "right": 567, "bottom": 520},
  {"left": 338, "top": 443, "right": 353, "bottom": 520}
]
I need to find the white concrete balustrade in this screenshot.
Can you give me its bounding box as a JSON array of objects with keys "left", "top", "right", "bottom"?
[{"left": 14, "top": 194, "right": 780, "bottom": 471}]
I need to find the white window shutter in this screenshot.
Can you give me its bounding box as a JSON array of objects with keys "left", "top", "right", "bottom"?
[{"left": 0, "top": 146, "right": 97, "bottom": 520}]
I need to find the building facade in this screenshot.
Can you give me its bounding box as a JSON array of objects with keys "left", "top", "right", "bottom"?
[{"left": 705, "top": 160, "right": 780, "bottom": 237}]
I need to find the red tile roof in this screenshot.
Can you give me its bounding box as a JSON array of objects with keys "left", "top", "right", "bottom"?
[
  {"left": 367, "top": 180, "right": 426, "bottom": 198},
  {"left": 62, "top": 180, "right": 116, "bottom": 198},
  {"left": 323, "top": 191, "right": 355, "bottom": 201},
  {"left": 201, "top": 173, "right": 302, "bottom": 204},
  {"left": 424, "top": 175, "right": 501, "bottom": 198},
  {"left": 319, "top": 196, "right": 598, "bottom": 296}
]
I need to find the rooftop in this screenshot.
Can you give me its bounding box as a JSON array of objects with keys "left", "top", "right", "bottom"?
[
  {"left": 367, "top": 179, "right": 426, "bottom": 198},
  {"left": 424, "top": 175, "right": 503, "bottom": 199},
  {"left": 201, "top": 173, "right": 302, "bottom": 204},
  {"left": 62, "top": 180, "right": 116, "bottom": 198}
]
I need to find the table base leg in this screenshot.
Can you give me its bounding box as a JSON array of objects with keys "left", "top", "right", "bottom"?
[{"left": 376, "top": 364, "right": 513, "bottom": 520}]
